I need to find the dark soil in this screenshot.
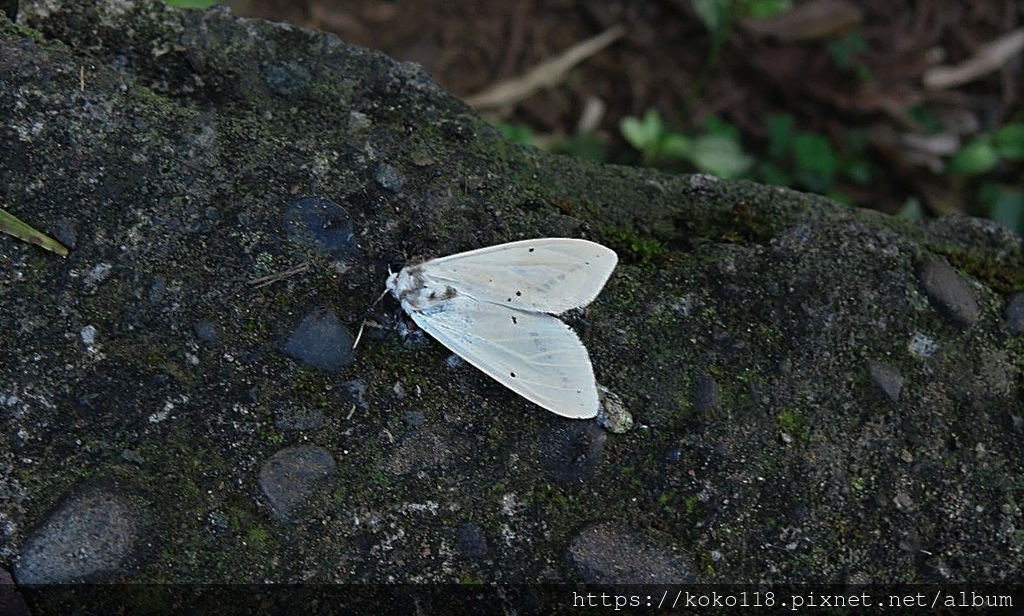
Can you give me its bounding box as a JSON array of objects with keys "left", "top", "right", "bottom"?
[{"left": 239, "top": 0, "right": 1023, "bottom": 220}]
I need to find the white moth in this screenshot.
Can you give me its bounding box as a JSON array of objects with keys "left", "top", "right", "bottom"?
[{"left": 386, "top": 238, "right": 617, "bottom": 419}]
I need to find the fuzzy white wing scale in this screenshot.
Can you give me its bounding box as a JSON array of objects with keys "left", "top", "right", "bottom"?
[{"left": 385, "top": 238, "right": 617, "bottom": 418}]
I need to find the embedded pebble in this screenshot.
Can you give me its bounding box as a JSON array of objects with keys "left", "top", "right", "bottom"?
[
  {"left": 455, "top": 522, "right": 488, "bottom": 560},
  {"left": 542, "top": 421, "right": 606, "bottom": 485},
  {"left": 259, "top": 446, "right": 337, "bottom": 522},
  {"left": 86, "top": 263, "right": 113, "bottom": 285},
  {"left": 280, "top": 307, "right": 354, "bottom": 372},
  {"left": 1005, "top": 292, "right": 1024, "bottom": 335},
  {"left": 54, "top": 219, "right": 77, "bottom": 251},
  {"left": 917, "top": 258, "right": 980, "bottom": 326},
  {"left": 80, "top": 325, "right": 97, "bottom": 346},
  {"left": 339, "top": 379, "right": 369, "bottom": 412},
  {"left": 566, "top": 522, "right": 695, "bottom": 584},
  {"left": 403, "top": 410, "right": 425, "bottom": 427},
  {"left": 264, "top": 62, "right": 311, "bottom": 96},
  {"left": 908, "top": 332, "right": 938, "bottom": 357},
  {"left": 385, "top": 433, "right": 452, "bottom": 476},
  {"left": 868, "top": 361, "right": 904, "bottom": 403},
  {"left": 689, "top": 174, "right": 720, "bottom": 188},
  {"left": 193, "top": 320, "right": 219, "bottom": 344},
  {"left": 692, "top": 372, "right": 720, "bottom": 415},
  {"left": 374, "top": 163, "right": 405, "bottom": 192},
  {"left": 893, "top": 491, "right": 915, "bottom": 513},
  {"left": 0, "top": 568, "right": 30, "bottom": 616},
  {"left": 282, "top": 196, "right": 356, "bottom": 256},
  {"left": 83, "top": 263, "right": 113, "bottom": 293},
  {"left": 977, "top": 350, "right": 1013, "bottom": 397},
  {"left": 274, "top": 407, "right": 324, "bottom": 431},
  {"left": 13, "top": 487, "right": 140, "bottom": 584}
]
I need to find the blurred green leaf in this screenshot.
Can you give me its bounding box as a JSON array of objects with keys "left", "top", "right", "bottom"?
[
  {"left": 907, "top": 106, "right": 943, "bottom": 134},
  {"left": 982, "top": 183, "right": 1024, "bottom": 234},
  {"left": 619, "top": 109, "right": 754, "bottom": 177},
  {"left": 827, "top": 32, "right": 868, "bottom": 71},
  {"left": 994, "top": 123, "right": 1024, "bottom": 161},
  {"left": 552, "top": 131, "right": 607, "bottom": 163},
  {"left": 690, "top": 134, "right": 753, "bottom": 178},
  {"left": 765, "top": 114, "right": 795, "bottom": 160},
  {"left": 703, "top": 115, "right": 741, "bottom": 140},
  {"left": 793, "top": 133, "right": 837, "bottom": 191},
  {"left": 164, "top": 0, "right": 217, "bottom": 7},
  {"left": 660, "top": 133, "right": 693, "bottom": 161},
  {"left": 619, "top": 109, "right": 663, "bottom": 151},
  {"left": 691, "top": 0, "right": 731, "bottom": 35},
  {"left": 949, "top": 137, "right": 998, "bottom": 175},
  {"left": 898, "top": 198, "right": 924, "bottom": 220},
  {"left": 757, "top": 161, "right": 791, "bottom": 187},
  {"left": 740, "top": 0, "right": 791, "bottom": 18},
  {"left": 496, "top": 121, "right": 535, "bottom": 145},
  {"left": 844, "top": 159, "right": 873, "bottom": 185}
]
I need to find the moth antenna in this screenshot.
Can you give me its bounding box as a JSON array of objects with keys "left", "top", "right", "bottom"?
[
  {"left": 352, "top": 286, "right": 390, "bottom": 350},
  {"left": 352, "top": 321, "right": 366, "bottom": 351}
]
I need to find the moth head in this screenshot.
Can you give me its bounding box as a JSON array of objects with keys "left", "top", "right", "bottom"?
[
  {"left": 385, "top": 269, "right": 400, "bottom": 295},
  {"left": 385, "top": 265, "right": 425, "bottom": 300}
]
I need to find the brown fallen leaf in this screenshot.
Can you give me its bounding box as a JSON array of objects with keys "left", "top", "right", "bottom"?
[
  {"left": 464, "top": 24, "right": 626, "bottom": 110},
  {"left": 924, "top": 28, "right": 1024, "bottom": 90},
  {"left": 739, "top": 0, "right": 862, "bottom": 43}
]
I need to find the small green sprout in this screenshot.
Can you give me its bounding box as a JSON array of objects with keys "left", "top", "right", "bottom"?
[{"left": 619, "top": 109, "right": 753, "bottom": 178}]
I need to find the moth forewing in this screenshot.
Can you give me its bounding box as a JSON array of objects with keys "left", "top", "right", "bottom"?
[{"left": 416, "top": 238, "right": 617, "bottom": 314}]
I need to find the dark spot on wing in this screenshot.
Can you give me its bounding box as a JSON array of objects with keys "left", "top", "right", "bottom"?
[{"left": 428, "top": 285, "right": 458, "bottom": 300}]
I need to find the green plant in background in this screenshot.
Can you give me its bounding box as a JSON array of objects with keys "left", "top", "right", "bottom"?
[
  {"left": 826, "top": 31, "right": 872, "bottom": 81},
  {"left": 755, "top": 113, "right": 875, "bottom": 201},
  {"left": 619, "top": 109, "right": 688, "bottom": 167},
  {"left": 739, "top": 0, "right": 792, "bottom": 18},
  {"left": 688, "top": 0, "right": 739, "bottom": 102},
  {"left": 690, "top": 0, "right": 736, "bottom": 47},
  {"left": 618, "top": 108, "right": 874, "bottom": 196},
  {"left": 789, "top": 132, "right": 838, "bottom": 192},
  {"left": 949, "top": 122, "right": 1024, "bottom": 234},
  {"left": 694, "top": 0, "right": 792, "bottom": 28},
  {"left": 0, "top": 208, "right": 68, "bottom": 256},
  {"left": 496, "top": 121, "right": 535, "bottom": 146},
  {"left": 897, "top": 199, "right": 925, "bottom": 220},
  {"left": 495, "top": 120, "right": 607, "bottom": 163},
  {"left": 979, "top": 183, "right": 1024, "bottom": 234},
  {"left": 619, "top": 109, "right": 753, "bottom": 178},
  {"left": 690, "top": 0, "right": 791, "bottom": 101},
  {"left": 550, "top": 131, "right": 607, "bottom": 163},
  {"left": 163, "top": 0, "right": 217, "bottom": 7},
  {"left": 949, "top": 123, "right": 1024, "bottom": 175}
]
